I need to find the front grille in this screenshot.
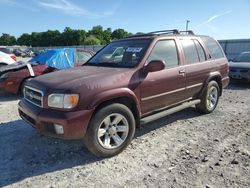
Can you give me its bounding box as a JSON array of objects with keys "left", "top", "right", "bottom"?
[{"left": 24, "top": 86, "right": 44, "bottom": 107}]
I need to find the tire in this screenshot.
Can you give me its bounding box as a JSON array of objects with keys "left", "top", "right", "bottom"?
[
  {"left": 83, "top": 103, "right": 136, "bottom": 158},
  {"left": 196, "top": 81, "right": 220, "bottom": 114}
]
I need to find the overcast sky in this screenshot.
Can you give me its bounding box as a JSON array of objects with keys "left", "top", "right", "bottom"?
[{"left": 1, "top": 0, "right": 250, "bottom": 40}]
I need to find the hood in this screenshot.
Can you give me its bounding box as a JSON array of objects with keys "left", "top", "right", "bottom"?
[
  {"left": 29, "top": 65, "right": 135, "bottom": 93},
  {"left": 229, "top": 61, "right": 250, "bottom": 69}
]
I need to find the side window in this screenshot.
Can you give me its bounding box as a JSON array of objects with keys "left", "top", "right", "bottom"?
[
  {"left": 76, "top": 51, "right": 92, "bottom": 65},
  {"left": 147, "top": 40, "right": 179, "bottom": 69},
  {"left": 194, "top": 40, "right": 206, "bottom": 62},
  {"left": 200, "top": 36, "right": 224, "bottom": 59},
  {"left": 181, "top": 39, "right": 199, "bottom": 64}
]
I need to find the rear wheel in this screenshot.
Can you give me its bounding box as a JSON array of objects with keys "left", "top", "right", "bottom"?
[
  {"left": 196, "top": 81, "right": 220, "bottom": 114},
  {"left": 84, "top": 103, "right": 135, "bottom": 158}
]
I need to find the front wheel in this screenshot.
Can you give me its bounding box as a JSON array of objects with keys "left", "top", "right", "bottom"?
[
  {"left": 84, "top": 103, "right": 136, "bottom": 158},
  {"left": 196, "top": 81, "right": 220, "bottom": 114}
]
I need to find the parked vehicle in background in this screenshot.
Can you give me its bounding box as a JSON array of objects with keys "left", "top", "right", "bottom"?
[
  {"left": 229, "top": 52, "right": 250, "bottom": 82},
  {"left": 0, "top": 48, "right": 95, "bottom": 94},
  {"left": 33, "top": 49, "right": 45, "bottom": 56},
  {"left": 0, "top": 47, "right": 16, "bottom": 62},
  {"left": 22, "top": 48, "right": 35, "bottom": 57},
  {"left": 0, "top": 51, "right": 16, "bottom": 67},
  {"left": 13, "top": 48, "right": 35, "bottom": 57},
  {"left": 18, "top": 30, "right": 229, "bottom": 157},
  {"left": 13, "top": 48, "right": 26, "bottom": 57}
]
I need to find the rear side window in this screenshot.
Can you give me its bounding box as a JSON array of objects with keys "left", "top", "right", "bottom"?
[
  {"left": 181, "top": 39, "right": 199, "bottom": 64},
  {"left": 147, "top": 40, "right": 179, "bottom": 69},
  {"left": 194, "top": 40, "right": 206, "bottom": 62},
  {"left": 201, "top": 36, "right": 224, "bottom": 59}
]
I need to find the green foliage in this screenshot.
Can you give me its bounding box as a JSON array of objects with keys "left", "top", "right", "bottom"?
[
  {"left": 1, "top": 26, "right": 134, "bottom": 46},
  {"left": 17, "top": 33, "right": 31, "bottom": 46},
  {"left": 0, "top": 33, "right": 16, "bottom": 45},
  {"left": 111, "top": 29, "right": 129, "bottom": 40},
  {"left": 84, "top": 35, "right": 101, "bottom": 45}
]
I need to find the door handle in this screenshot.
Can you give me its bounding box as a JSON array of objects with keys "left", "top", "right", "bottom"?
[{"left": 179, "top": 70, "right": 185, "bottom": 74}]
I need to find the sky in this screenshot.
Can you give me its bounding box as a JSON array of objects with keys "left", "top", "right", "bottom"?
[{"left": 0, "top": 0, "right": 250, "bottom": 40}]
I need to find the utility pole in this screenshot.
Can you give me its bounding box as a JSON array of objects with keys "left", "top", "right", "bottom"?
[{"left": 186, "top": 20, "right": 190, "bottom": 32}]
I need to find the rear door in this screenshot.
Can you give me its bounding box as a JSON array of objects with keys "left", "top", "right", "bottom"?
[
  {"left": 179, "top": 38, "right": 211, "bottom": 99},
  {"left": 140, "top": 39, "right": 187, "bottom": 115}
]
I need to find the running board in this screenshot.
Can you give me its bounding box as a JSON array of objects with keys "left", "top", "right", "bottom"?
[{"left": 140, "top": 99, "right": 201, "bottom": 124}]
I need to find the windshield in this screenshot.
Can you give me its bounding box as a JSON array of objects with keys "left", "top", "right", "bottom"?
[
  {"left": 234, "top": 52, "right": 250, "bottom": 63},
  {"left": 86, "top": 39, "right": 151, "bottom": 68}
]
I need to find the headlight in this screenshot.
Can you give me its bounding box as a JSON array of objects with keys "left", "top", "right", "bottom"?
[{"left": 48, "top": 94, "right": 79, "bottom": 109}]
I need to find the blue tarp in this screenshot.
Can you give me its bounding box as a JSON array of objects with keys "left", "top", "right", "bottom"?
[{"left": 29, "top": 48, "right": 75, "bottom": 70}]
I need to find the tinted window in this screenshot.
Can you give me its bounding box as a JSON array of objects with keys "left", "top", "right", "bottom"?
[
  {"left": 194, "top": 40, "right": 206, "bottom": 62},
  {"left": 147, "top": 40, "right": 179, "bottom": 68},
  {"left": 181, "top": 39, "right": 199, "bottom": 64},
  {"left": 87, "top": 39, "right": 150, "bottom": 68},
  {"left": 201, "top": 36, "right": 224, "bottom": 59},
  {"left": 76, "top": 51, "right": 92, "bottom": 65}
]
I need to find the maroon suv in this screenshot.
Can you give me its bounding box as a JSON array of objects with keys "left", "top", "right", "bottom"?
[{"left": 18, "top": 30, "right": 229, "bottom": 157}]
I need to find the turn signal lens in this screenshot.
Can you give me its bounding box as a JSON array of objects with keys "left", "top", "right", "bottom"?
[{"left": 64, "top": 94, "right": 79, "bottom": 109}]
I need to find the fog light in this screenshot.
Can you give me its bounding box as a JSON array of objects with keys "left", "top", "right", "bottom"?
[{"left": 54, "top": 124, "right": 64, "bottom": 134}]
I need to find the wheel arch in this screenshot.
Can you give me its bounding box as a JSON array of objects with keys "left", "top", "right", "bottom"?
[
  {"left": 199, "top": 72, "right": 222, "bottom": 98},
  {"left": 88, "top": 88, "right": 141, "bottom": 128}
]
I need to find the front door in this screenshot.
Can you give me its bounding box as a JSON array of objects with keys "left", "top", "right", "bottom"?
[{"left": 140, "top": 39, "right": 187, "bottom": 115}]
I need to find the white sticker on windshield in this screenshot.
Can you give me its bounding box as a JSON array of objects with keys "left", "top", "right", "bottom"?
[{"left": 126, "top": 47, "right": 143, "bottom": 53}]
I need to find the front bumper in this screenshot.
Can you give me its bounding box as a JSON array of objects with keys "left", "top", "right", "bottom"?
[{"left": 18, "top": 98, "right": 94, "bottom": 139}]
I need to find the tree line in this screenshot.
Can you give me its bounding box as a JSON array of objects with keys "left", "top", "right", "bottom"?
[{"left": 0, "top": 26, "right": 135, "bottom": 47}]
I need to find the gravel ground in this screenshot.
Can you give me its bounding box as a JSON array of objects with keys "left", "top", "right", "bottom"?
[{"left": 0, "top": 81, "right": 249, "bottom": 188}]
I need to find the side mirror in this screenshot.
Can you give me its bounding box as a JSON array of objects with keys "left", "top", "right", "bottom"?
[{"left": 143, "top": 60, "right": 165, "bottom": 74}]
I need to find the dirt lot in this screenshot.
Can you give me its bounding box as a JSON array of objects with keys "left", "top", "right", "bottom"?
[{"left": 0, "top": 82, "right": 249, "bottom": 188}]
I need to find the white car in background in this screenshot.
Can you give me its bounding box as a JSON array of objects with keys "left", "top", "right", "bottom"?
[{"left": 0, "top": 51, "right": 16, "bottom": 67}]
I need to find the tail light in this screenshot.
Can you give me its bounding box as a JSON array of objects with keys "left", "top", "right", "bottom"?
[{"left": 11, "top": 55, "right": 16, "bottom": 61}]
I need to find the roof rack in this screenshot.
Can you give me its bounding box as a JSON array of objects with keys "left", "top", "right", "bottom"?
[
  {"left": 148, "top": 29, "right": 180, "bottom": 35},
  {"left": 124, "top": 29, "right": 195, "bottom": 39}
]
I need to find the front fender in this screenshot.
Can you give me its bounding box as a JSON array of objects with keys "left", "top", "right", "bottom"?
[{"left": 87, "top": 88, "right": 141, "bottom": 113}]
